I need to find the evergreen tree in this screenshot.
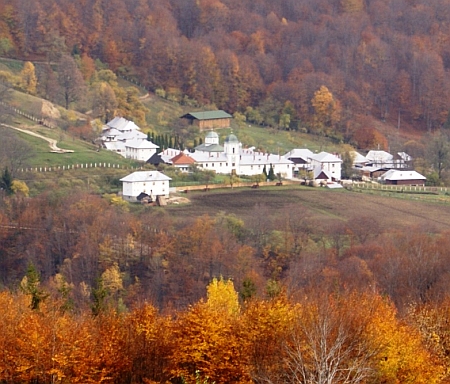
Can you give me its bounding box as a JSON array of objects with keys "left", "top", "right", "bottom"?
[
  {"left": 0, "top": 167, "right": 13, "bottom": 195},
  {"left": 268, "top": 164, "right": 275, "bottom": 181},
  {"left": 20, "top": 264, "right": 48, "bottom": 310},
  {"left": 263, "top": 165, "right": 268, "bottom": 179},
  {"left": 91, "top": 277, "right": 108, "bottom": 316},
  {"left": 241, "top": 277, "right": 257, "bottom": 301}
]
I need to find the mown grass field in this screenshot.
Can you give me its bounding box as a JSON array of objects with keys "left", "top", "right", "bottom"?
[{"left": 165, "top": 185, "right": 450, "bottom": 232}]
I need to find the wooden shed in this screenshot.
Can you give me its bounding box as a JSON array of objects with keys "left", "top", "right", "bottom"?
[{"left": 181, "top": 110, "right": 232, "bottom": 130}]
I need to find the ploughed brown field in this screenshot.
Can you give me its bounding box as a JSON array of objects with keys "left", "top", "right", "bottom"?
[{"left": 166, "top": 186, "right": 450, "bottom": 232}]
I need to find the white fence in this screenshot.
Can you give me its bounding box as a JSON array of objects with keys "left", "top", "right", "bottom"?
[
  {"left": 353, "top": 182, "right": 448, "bottom": 194},
  {"left": 0, "top": 101, "right": 55, "bottom": 128},
  {"left": 17, "top": 163, "right": 141, "bottom": 173}
]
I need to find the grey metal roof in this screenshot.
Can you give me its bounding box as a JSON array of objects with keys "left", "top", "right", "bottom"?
[{"left": 194, "top": 143, "right": 224, "bottom": 152}]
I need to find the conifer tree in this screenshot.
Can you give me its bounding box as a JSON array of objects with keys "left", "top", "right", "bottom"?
[
  {"left": 0, "top": 168, "right": 13, "bottom": 195},
  {"left": 20, "top": 264, "right": 47, "bottom": 310},
  {"left": 268, "top": 165, "right": 275, "bottom": 180}
]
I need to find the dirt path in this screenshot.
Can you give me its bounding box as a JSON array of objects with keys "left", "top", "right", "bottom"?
[{"left": 2, "top": 124, "right": 74, "bottom": 153}]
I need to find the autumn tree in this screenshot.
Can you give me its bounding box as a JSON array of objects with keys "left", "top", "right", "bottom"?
[
  {"left": 127, "top": 304, "right": 172, "bottom": 383},
  {"left": 340, "top": 147, "right": 356, "bottom": 179},
  {"left": 0, "top": 128, "right": 35, "bottom": 176},
  {"left": 311, "top": 85, "right": 340, "bottom": 135},
  {"left": 352, "top": 127, "right": 388, "bottom": 150},
  {"left": 58, "top": 54, "right": 85, "bottom": 109},
  {"left": 19, "top": 61, "right": 37, "bottom": 95},
  {"left": 284, "top": 293, "right": 377, "bottom": 384},
  {"left": 242, "top": 296, "right": 297, "bottom": 382},
  {"left": 92, "top": 81, "right": 117, "bottom": 123},
  {"left": 169, "top": 278, "right": 250, "bottom": 383},
  {"left": 427, "top": 129, "right": 450, "bottom": 181}
]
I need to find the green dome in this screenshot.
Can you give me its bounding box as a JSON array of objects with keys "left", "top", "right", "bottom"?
[
  {"left": 225, "top": 133, "right": 239, "bottom": 143},
  {"left": 205, "top": 131, "right": 219, "bottom": 139}
]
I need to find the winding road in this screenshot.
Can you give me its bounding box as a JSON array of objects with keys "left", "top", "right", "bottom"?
[{"left": 2, "top": 124, "right": 74, "bottom": 153}]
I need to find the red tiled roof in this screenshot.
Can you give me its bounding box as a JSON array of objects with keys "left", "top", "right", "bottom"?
[{"left": 171, "top": 152, "right": 195, "bottom": 165}]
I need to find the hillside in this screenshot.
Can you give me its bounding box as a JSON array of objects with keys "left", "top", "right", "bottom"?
[
  {"left": 0, "top": 63, "right": 345, "bottom": 171},
  {"left": 1, "top": 0, "right": 449, "bottom": 146}
]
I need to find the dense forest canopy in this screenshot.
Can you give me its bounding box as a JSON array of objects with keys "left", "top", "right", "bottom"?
[
  {"left": 1, "top": 0, "right": 450, "bottom": 140},
  {"left": 1, "top": 189, "right": 450, "bottom": 382}
]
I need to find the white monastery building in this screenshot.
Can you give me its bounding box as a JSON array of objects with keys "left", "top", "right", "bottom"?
[
  {"left": 160, "top": 131, "right": 295, "bottom": 179},
  {"left": 308, "top": 152, "right": 342, "bottom": 182},
  {"left": 120, "top": 171, "right": 171, "bottom": 202},
  {"left": 100, "top": 117, "right": 159, "bottom": 159},
  {"left": 125, "top": 139, "right": 159, "bottom": 161}
]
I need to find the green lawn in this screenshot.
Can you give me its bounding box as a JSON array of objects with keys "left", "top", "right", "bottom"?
[{"left": 11, "top": 128, "right": 137, "bottom": 168}]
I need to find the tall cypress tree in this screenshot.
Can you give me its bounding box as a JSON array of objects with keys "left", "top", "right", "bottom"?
[{"left": 268, "top": 164, "right": 275, "bottom": 181}]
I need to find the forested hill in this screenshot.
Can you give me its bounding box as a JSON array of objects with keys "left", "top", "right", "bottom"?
[{"left": 1, "top": 0, "right": 450, "bottom": 139}]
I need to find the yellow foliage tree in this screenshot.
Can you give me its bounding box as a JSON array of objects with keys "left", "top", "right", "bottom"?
[
  {"left": 101, "top": 262, "right": 123, "bottom": 295},
  {"left": 206, "top": 276, "right": 239, "bottom": 316},
  {"left": 242, "top": 296, "right": 298, "bottom": 381},
  {"left": 340, "top": 0, "right": 364, "bottom": 13},
  {"left": 11, "top": 179, "right": 29, "bottom": 197},
  {"left": 364, "top": 295, "right": 442, "bottom": 384},
  {"left": 311, "top": 85, "right": 341, "bottom": 134},
  {"left": 20, "top": 61, "right": 37, "bottom": 95},
  {"left": 127, "top": 304, "right": 173, "bottom": 383},
  {"left": 169, "top": 301, "right": 251, "bottom": 383}
]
